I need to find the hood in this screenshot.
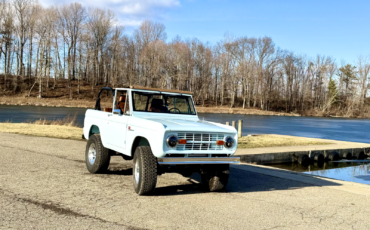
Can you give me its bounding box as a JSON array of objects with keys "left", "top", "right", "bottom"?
[{"left": 145, "top": 117, "right": 236, "bottom": 133}]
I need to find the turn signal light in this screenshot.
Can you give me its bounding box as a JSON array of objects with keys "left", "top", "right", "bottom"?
[
  {"left": 216, "top": 140, "right": 225, "bottom": 145},
  {"left": 179, "top": 139, "right": 187, "bottom": 144}
]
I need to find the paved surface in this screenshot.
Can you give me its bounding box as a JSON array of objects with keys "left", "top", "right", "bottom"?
[
  {"left": 1, "top": 133, "right": 370, "bottom": 229},
  {"left": 236, "top": 136, "right": 370, "bottom": 155}
]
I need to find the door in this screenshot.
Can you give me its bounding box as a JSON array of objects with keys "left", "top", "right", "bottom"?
[{"left": 107, "top": 89, "right": 131, "bottom": 153}]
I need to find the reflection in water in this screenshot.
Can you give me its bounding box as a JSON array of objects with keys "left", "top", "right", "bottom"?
[{"left": 270, "top": 160, "right": 370, "bottom": 185}]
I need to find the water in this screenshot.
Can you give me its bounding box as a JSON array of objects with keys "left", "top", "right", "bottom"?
[
  {"left": 270, "top": 160, "right": 370, "bottom": 185},
  {"left": 0, "top": 105, "right": 370, "bottom": 143}
]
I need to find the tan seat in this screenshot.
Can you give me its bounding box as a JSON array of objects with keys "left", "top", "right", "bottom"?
[
  {"left": 117, "top": 95, "right": 128, "bottom": 113},
  {"left": 103, "top": 108, "right": 112, "bottom": 112}
]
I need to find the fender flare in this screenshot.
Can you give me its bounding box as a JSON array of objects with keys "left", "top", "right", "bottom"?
[
  {"left": 130, "top": 136, "right": 152, "bottom": 157},
  {"left": 88, "top": 125, "right": 100, "bottom": 138}
]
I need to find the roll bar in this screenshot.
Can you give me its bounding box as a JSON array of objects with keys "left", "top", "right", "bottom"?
[{"left": 94, "top": 87, "right": 115, "bottom": 111}]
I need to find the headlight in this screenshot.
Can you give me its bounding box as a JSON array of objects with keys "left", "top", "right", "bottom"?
[
  {"left": 224, "top": 136, "right": 234, "bottom": 149},
  {"left": 167, "top": 135, "right": 178, "bottom": 148}
]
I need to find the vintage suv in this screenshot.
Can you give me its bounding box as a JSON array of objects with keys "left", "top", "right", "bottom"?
[{"left": 83, "top": 86, "right": 240, "bottom": 195}]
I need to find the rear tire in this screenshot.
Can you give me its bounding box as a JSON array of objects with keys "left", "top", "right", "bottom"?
[
  {"left": 133, "top": 146, "right": 157, "bottom": 195},
  {"left": 85, "top": 134, "right": 110, "bottom": 173},
  {"left": 201, "top": 164, "right": 230, "bottom": 192}
]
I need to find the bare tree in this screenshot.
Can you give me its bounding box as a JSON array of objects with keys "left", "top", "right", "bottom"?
[
  {"left": 1, "top": 0, "right": 370, "bottom": 118},
  {"left": 13, "top": 0, "right": 32, "bottom": 78},
  {"left": 58, "top": 2, "right": 85, "bottom": 98},
  {"left": 357, "top": 56, "right": 370, "bottom": 109}
]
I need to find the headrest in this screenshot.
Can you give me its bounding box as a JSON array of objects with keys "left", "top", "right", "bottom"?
[
  {"left": 151, "top": 99, "right": 163, "bottom": 106},
  {"left": 119, "top": 95, "right": 126, "bottom": 103}
]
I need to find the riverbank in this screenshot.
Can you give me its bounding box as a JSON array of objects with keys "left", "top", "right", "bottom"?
[
  {"left": 0, "top": 122, "right": 330, "bottom": 148},
  {"left": 0, "top": 96, "right": 298, "bottom": 116}
]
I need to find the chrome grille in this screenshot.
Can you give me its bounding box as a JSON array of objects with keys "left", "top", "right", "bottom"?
[{"left": 176, "top": 133, "right": 224, "bottom": 151}]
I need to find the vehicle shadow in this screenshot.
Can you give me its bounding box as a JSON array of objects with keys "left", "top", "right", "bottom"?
[
  {"left": 154, "top": 175, "right": 205, "bottom": 195},
  {"left": 153, "top": 164, "right": 342, "bottom": 196},
  {"left": 105, "top": 161, "right": 133, "bottom": 175},
  {"left": 105, "top": 168, "right": 133, "bottom": 175}
]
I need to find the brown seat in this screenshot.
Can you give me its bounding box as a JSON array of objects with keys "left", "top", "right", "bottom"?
[
  {"left": 103, "top": 108, "right": 112, "bottom": 112},
  {"left": 117, "top": 95, "right": 128, "bottom": 113},
  {"left": 149, "top": 99, "right": 168, "bottom": 112}
]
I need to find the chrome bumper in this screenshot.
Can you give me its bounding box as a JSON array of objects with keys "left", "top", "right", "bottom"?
[{"left": 157, "top": 157, "right": 240, "bottom": 165}]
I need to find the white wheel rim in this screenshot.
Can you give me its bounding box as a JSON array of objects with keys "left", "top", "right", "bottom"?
[
  {"left": 88, "top": 143, "right": 96, "bottom": 165},
  {"left": 134, "top": 161, "right": 140, "bottom": 184}
]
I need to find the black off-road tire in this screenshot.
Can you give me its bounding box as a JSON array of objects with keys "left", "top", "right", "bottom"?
[
  {"left": 133, "top": 146, "right": 158, "bottom": 195},
  {"left": 85, "top": 134, "right": 110, "bottom": 174},
  {"left": 201, "top": 164, "right": 230, "bottom": 192}
]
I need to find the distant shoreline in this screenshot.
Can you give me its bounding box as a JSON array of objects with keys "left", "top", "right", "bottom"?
[{"left": 0, "top": 96, "right": 299, "bottom": 117}]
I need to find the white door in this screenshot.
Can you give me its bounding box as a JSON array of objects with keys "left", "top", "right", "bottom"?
[{"left": 107, "top": 90, "right": 130, "bottom": 153}]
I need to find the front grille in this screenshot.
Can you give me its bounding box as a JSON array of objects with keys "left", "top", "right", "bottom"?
[{"left": 176, "top": 133, "right": 224, "bottom": 151}]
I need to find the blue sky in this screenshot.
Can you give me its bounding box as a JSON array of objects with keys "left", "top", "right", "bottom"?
[{"left": 41, "top": 0, "right": 370, "bottom": 63}]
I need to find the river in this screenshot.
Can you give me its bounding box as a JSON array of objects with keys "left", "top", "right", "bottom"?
[{"left": 0, "top": 105, "right": 369, "bottom": 143}]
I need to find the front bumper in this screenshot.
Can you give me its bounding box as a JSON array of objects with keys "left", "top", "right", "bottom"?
[{"left": 157, "top": 157, "right": 240, "bottom": 165}]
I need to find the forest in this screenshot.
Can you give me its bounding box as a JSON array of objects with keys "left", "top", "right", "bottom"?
[{"left": 0, "top": 0, "right": 369, "bottom": 117}]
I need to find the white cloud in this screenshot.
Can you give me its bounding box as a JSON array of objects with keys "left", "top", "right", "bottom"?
[
  {"left": 119, "top": 19, "right": 142, "bottom": 27},
  {"left": 39, "top": 0, "right": 180, "bottom": 28}
]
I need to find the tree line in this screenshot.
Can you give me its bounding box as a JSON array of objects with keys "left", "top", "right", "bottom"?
[{"left": 1, "top": 0, "right": 369, "bottom": 117}]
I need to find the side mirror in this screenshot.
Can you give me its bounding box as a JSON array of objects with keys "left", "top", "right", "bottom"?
[{"left": 113, "top": 109, "right": 121, "bottom": 115}]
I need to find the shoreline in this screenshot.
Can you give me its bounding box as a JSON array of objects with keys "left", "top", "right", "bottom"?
[
  {"left": 0, "top": 123, "right": 331, "bottom": 148},
  {"left": 0, "top": 96, "right": 299, "bottom": 116}
]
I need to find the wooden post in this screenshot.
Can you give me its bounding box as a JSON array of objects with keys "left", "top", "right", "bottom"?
[
  {"left": 232, "top": 121, "right": 236, "bottom": 128},
  {"left": 226, "top": 121, "right": 230, "bottom": 126},
  {"left": 238, "top": 119, "right": 243, "bottom": 138}
]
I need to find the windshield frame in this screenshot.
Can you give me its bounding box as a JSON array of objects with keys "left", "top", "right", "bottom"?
[{"left": 131, "top": 90, "right": 197, "bottom": 116}]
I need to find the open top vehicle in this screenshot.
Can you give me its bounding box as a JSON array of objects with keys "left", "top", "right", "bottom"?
[{"left": 83, "top": 86, "right": 240, "bottom": 195}]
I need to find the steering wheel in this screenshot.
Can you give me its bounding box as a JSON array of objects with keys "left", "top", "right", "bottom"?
[{"left": 169, "top": 108, "right": 180, "bottom": 113}]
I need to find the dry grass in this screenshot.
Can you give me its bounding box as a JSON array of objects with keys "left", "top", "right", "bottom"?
[
  {"left": 32, "top": 114, "right": 78, "bottom": 127},
  {"left": 0, "top": 95, "right": 112, "bottom": 109},
  {"left": 238, "top": 134, "right": 331, "bottom": 148},
  {"left": 0, "top": 121, "right": 332, "bottom": 148},
  {"left": 0, "top": 115, "right": 82, "bottom": 140},
  {"left": 193, "top": 106, "right": 298, "bottom": 116},
  {"left": 0, "top": 123, "right": 83, "bottom": 140}
]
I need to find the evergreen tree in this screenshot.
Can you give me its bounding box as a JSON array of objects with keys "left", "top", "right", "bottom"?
[
  {"left": 339, "top": 64, "right": 357, "bottom": 94},
  {"left": 328, "top": 77, "right": 338, "bottom": 102}
]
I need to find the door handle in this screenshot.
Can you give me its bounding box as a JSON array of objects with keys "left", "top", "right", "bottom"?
[{"left": 108, "top": 114, "right": 112, "bottom": 117}]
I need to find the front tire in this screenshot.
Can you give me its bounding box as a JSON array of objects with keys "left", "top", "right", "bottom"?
[
  {"left": 133, "top": 146, "right": 158, "bottom": 195},
  {"left": 201, "top": 164, "right": 230, "bottom": 192},
  {"left": 85, "top": 134, "right": 110, "bottom": 173}
]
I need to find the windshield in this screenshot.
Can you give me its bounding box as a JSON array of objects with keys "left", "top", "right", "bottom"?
[{"left": 132, "top": 91, "right": 196, "bottom": 115}]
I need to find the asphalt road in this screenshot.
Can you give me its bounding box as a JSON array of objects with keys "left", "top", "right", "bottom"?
[{"left": 1, "top": 133, "right": 370, "bottom": 229}]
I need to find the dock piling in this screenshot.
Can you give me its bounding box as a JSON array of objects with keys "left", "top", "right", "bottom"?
[{"left": 238, "top": 120, "right": 243, "bottom": 138}]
